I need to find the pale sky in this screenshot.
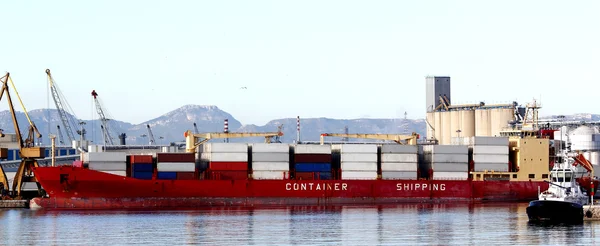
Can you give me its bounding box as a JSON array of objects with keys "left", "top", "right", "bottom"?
[{"left": 0, "top": 0, "right": 598, "bottom": 125}]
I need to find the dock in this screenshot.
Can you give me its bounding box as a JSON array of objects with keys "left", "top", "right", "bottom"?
[
  {"left": 584, "top": 202, "right": 600, "bottom": 221},
  {"left": 0, "top": 199, "right": 29, "bottom": 208}
]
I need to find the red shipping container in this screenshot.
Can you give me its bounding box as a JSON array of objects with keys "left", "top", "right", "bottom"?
[
  {"left": 157, "top": 153, "right": 195, "bottom": 162},
  {"left": 176, "top": 172, "right": 196, "bottom": 180},
  {"left": 208, "top": 170, "right": 248, "bottom": 180},
  {"left": 130, "top": 155, "right": 153, "bottom": 164},
  {"left": 295, "top": 172, "right": 315, "bottom": 180},
  {"left": 72, "top": 160, "right": 83, "bottom": 168},
  {"left": 209, "top": 162, "right": 248, "bottom": 171},
  {"left": 294, "top": 154, "right": 331, "bottom": 163}
]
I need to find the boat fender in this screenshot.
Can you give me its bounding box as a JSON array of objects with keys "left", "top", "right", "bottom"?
[{"left": 586, "top": 210, "right": 593, "bottom": 218}]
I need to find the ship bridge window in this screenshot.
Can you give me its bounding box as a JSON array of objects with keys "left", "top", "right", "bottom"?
[{"left": 552, "top": 171, "right": 573, "bottom": 182}]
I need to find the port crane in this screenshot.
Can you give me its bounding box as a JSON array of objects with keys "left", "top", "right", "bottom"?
[
  {"left": 47, "top": 69, "right": 86, "bottom": 147},
  {"left": 91, "top": 90, "right": 114, "bottom": 145},
  {"left": 56, "top": 125, "right": 66, "bottom": 145},
  {"left": 184, "top": 130, "right": 284, "bottom": 153},
  {"left": 319, "top": 132, "right": 419, "bottom": 145},
  {"left": 0, "top": 72, "right": 45, "bottom": 198},
  {"left": 146, "top": 124, "right": 156, "bottom": 145}
]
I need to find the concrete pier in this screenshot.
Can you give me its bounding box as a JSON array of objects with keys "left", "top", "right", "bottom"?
[{"left": 0, "top": 199, "right": 29, "bottom": 208}]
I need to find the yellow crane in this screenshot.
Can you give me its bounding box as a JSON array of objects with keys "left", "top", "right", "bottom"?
[
  {"left": 319, "top": 132, "right": 419, "bottom": 145},
  {"left": 184, "top": 130, "right": 283, "bottom": 153},
  {"left": 0, "top": 73, "right": 45, "bottom": 198}
]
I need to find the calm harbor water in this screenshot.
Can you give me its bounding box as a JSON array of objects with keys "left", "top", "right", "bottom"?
[{"left": 1, "top": 203, "right": 598, "bottom": 245}]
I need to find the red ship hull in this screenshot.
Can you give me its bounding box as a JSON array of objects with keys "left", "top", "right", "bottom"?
[{"left": 30, "top": 166, "right": 548, "bottom": 210}]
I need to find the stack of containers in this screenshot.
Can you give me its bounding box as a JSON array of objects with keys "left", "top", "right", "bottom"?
[
  {"left": 200, "top": 143, "right": 249, "bottom": 180},
  {"left": 294, "top": 145, "right": 332, "bottom": 180},
  {"left": 334, "top": 144, "right": 378, "bottom": 180},
  {"left": 156, "top": 153, "right": 196, "bottom": 180},
  {"left": 83, "top": 152, "right": 127, "bottom": 176},
  {"left": 422, "top": 145, "right": 469, "bottom": 180},
  {"left": 129, "top": 155, "right": 154, "bottom": 180},
  {"left": 471, "top": 137, "right": 510, "bottom": 172},
  {"left": 380, "top": 145, "right": 419, "bottom": 180},
  {"left": 252, "top": 143, "right": 290, "bottom": 180}
]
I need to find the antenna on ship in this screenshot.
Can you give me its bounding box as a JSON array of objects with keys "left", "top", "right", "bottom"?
[
  {"left": 223, "top": 119, "right": 229, "bottom": 143},
  {"left": 296, "top": 116, "right": 301, "bottom": 144}
]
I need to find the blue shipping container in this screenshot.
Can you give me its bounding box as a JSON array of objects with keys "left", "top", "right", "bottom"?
[
  {"left": 319, "top": 172, "right": 332, "bottom": 180},
  {"left": 132, "top": 163, "right": 154, "bottom": 172},
  {"left": 295, "top": 163, "right": 331, "bottom": 172},
  {"left": 7, "top": 149, "right": 14, "bottom": 160},
  {"left": 133, "top": 171, "right": 153, "bottom": 180},
  {"left": 45, "top": 149, "right": 50, "bottom": 157},
  {"left": 157, "top": 172, "right": 177, "bottom": 180},
  {"left": 59, "top": 149, "right": 67, "bottom": 156},
  {"left": 69, "top": 149, "right": 76, "bottom": 155}
]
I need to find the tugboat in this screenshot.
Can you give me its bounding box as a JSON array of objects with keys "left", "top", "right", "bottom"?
[{"left": 526, "top": 151, "right": 591, "bottom": 224}]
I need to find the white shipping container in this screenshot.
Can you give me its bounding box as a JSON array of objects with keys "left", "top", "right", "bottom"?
[
  {"left": 294, "top": 144, "right": 332, "bottom": 154},
  {"left": 202, "top": 143, "right": 248, "bottom": 153},
  {"left": 252, "top": 171, "right": 288, "bottom": 180},
  {"left": 341, "top": 171, "right": 378, "bottom": 180},
  {"left": 473, "top": 163, "right": 509, "bottom": 172},
  {"left": 332, "top": 144, "right": 377, "bottom": 153},
  {"left": 432, "top": 171, "right": 469, "bottom": 180},
  {"left": 381, "top": 153, "right": 418, "bottom": 163},
  {"left": 381, "top": 162, "right": 418, "bottom": 172},
  {"left": 380, "top": 145, "right": 418, "bottom": 154},
  {"left": 341, "top": 162, "right": 377, "bottom": 171},
  {"left": 200, "top": 152, "right": 248, "bottom": 162},
  {"left": 252, "top": 162, "right": 290, "bottom": 171},
  {"left": 473, "top": 154, "right": 508, "bottom": 164},
  {"left": 470, "top": 136, "right": 509, "bottom": 146},
  {"left": 251, "top": 143, "right": 290, "bottom": 153},
  {"left": 340, "top": 153, "right": 377, "bottom": 162},
  {"left": 432, "top": 163, "right": 468, "bottom": 172},
  {"left": 473, "top": 146, "right": 509, "bottom": 155},
  {"left": 100, "top": 171, "right": 127, "bottom": 177},
  {"left": 83, "top": 152, "right": 127, "bottom": 163},
  {"left": 88, "top": 161, "right": 127, "bottom": 171},
  {"left": 381, "top": 171, "right": 418, "bottom": 180},
  {"left": 424, "top": 154, "right": 468, "bottom": 163},
  {"left": 252, "top": 153, "right": 289, "bottom": 162},
  {"left": 422, "top": 145, "right": 468, "bottom": 154},
  {"left": 157, "top": 162, "right": 196, "bottom": 172}
]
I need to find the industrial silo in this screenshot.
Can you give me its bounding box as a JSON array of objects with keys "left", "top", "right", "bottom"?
[
  {"left": 426, "top": 112, "right": 435, "bottom": 141},
  {"left": 441, "top": 111, "right": 452, "bottom": 145},
  {"left": 459, "top": 109, "right": 476, "bottom": 138},
  {"left": 450, "top": 110, "right": 461, "bottom": 139},
  {"left": 475, "top": 108, "right": 491, "bottom": 136},
  {"left": 489, "top": 108, "right": 514, "bottom": 137},
  {"left": 434, "top": 111, "right": 442, "bottom": 143}
]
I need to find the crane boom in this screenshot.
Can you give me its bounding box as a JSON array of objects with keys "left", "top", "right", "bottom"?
[
  {"left": 46, "top": 69, "right": 77, "bottom": 144},
  {"left": 91, "top": 90, "right": 114, "bottom": 145},
  {"left": 56, "top": 125, "right": 65, "bottom": 145},
  {"left": 193, "top": 122, "right": 200, "bottom": 134},
  {"left": 146, "top": 124, "right": 156, "bottom": 145},
  {"left": 319, "top": 133, "right": 419, "bottom": 145},
  {"left": 184, "top": 130, "right": 284, "bottom": 153}
]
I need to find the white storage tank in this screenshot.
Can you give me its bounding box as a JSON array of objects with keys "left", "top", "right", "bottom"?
[
  {"left": 450, "top": 110, "right": 461, "bottom": 139},
  {"left": 489, "top": 108, "right": 514, "bottom": 137},
  {"left": 569, "top": 125, "right": 600, "bottom": 151},
  {"left": 441, "top": 111, "right": 451, "bottom": 145},
  {"left": 460, "top": 109, "right": 476, "bottom": 138},
  {"left": 426, "top": 112, "right": 436, "bottom": 141}
]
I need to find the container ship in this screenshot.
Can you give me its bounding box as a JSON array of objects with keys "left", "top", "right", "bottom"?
[{"left": 20, "top": 76, "right": 597, "bottom": 209}]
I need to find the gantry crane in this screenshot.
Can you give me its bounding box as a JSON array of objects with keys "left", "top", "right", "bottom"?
[
  {"left": 319, "top": 132, "right": 419, "bottom": 145},
  {"left": 47, "top": 69, "right": 86, "bottom": 146},
  {"left": 184, "top": 130, "right": 284, "bottom": 153},
  {"left": 0, "top": 72, "right": 45, "bottom": 198},
  {"left": 91, "top": 90, "right": 114, "bottom": 145},
  {"left": 146, "top": 124, "right": 156, "bottom": 145}
]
